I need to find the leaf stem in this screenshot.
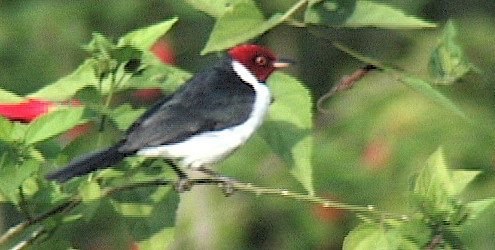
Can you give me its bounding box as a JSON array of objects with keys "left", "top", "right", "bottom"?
[
  {"left": 0, "top": 151, "right": 7, "bottom": 169},
  {"left": 280, "top": 0, "right": 309, "bottom": 23}
]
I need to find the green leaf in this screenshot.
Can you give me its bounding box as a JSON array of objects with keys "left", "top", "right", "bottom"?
[
  {"left": 413, "top": 147, "right": 454, "bottom": 213},
  {"left": 24, "top": 107, "right": 85, "bottom": 145},
  {"left": 9, "top": 123, "right": 29, "bottom": 143},
  {"left": 344, "top": 1, "right": 436, "bottom": 28},
  {"left": 77, "top": 181, "right": 104, "bottom": 221},
  {"left": 429, "top": 20, "right": 477, "bottom": 85},
  {"left": 184, "top": 0, "right": 239, "bottom": 17},
  {"left": 0, "top": 116, "right": 13, "bottom": 142},
  {"left": 397, "top": 217, "right": 432, "bottom": 247},
  {"left": 83, "top": 33, "right": 116, "bottom": 56},
  {"left": 29, "top": 59, "right": 99, "bottom": 101},
  {"left": 450, "top": 170, "right": 480, "bottom": 196},
  {"left": 138, "top": 227, "right": 175, "bottom": 250},
  {"left": 79, "top": 181, "right": 102, "bottom": 203},
  {"left": 114, "top": 203, "right": 154, "bottom": 217},
  {"left": 0, "top": 159, "right": 39, "bottom": 204},
  {"left": 466, "top": 198, "right": 495, "bottom": 221},
  {"left": 343, "top": 222, "right": 418, "bottom": 250},
  {"left": 111, "top": 104, "right": 146, "bottom": 131},
  {"left": 123, "top": 51, "right": 191, "bottom": 95},
  {"left": 201, "top": 0, "right": 284, "bottom": 54},
  {"left": 304, "top": 0, "right": 357, "bottom": 25},
  {"left": 112, "top": 186, "right": 179, "bottom": 249},
  {"left": 83, "top": 33, "right": 120, "bottom": 77},
  {"left": 259, "top": 73, "right": 315, "bottom": 195},
  {"left": 97, "top": 63, "right": 134, "bottom": 95},
  {"left": 118, "top": 17, "right": 178, "bottom": 51},
  {"left": 0, "top": 114, "right": 30, "bottom": 143},
  {"left": 0, "top": 88, "right": 24, "bottom": 103},
  {"left": 398, "top": 74, "right": 468, "bottom": 121}
]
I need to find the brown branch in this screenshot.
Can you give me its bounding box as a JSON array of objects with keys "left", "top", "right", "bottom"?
[
  {"left": 0, "top": 178, "right": 215, "bottom": 246},
  {"left": 0, "top": 198, "right": 80, "bottom": 245},
  {"left": 426, "top": 234, "right": 444, "bottom": 250},
  {"left": 317, "top": 64, "right": 378, "bottom": 114},
  {"left": 9, "top": 227, "right": 45, "bottom": 250}
]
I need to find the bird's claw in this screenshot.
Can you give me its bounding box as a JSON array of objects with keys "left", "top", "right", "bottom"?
[
  {"left": 174, "top": 178, "right": 192, "bottom": 193},
  {"left": 217, "top": 176, "right": 235, "bottom": 196}
]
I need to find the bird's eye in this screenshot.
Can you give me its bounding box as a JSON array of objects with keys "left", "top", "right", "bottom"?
[{"left": 255, "top": 56, "right": 268, "bottom": 66}]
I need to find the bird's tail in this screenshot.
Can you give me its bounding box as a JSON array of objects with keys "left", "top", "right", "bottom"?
[{"left": 46, "top": 145, "right": 128, "bottom": 183}]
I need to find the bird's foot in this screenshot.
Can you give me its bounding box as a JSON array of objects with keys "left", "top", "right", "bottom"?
[
  {"left": 174, "top": 178, "right": 192, "bottom": 193},
  {"left": 195, "top": 166, "right": 236, "bottom": 196},
  {"left": 217, "top": 176, "right": 236, "bottom": 197}
]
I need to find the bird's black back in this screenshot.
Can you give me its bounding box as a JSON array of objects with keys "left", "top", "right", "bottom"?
[{"left": 118, "top": 57, "right": 256, "bottom": 153}]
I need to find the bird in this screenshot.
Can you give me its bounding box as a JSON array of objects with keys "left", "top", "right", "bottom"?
[{"left": 46, "top": 44, "right": 292, "bottom": 185}]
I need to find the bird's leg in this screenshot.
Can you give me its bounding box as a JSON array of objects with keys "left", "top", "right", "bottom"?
[
  {"left": 196, "top": 166, "right": 236, "bottom": 196},
  {"left": 164, "top": 159, "right": 191, "bottom": 192}
]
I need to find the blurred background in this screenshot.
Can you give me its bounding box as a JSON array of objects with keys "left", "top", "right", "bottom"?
[{"left": 1, "top": 0, "right": 495, "bottom": 249}]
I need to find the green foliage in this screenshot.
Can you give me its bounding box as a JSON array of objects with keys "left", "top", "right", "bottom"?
[
  {"left": 0, "top": 89, "right": 24, "bottom": 103},
  {"left": 201, "top": 0, "right": 436, "bottom": 54},
  {"left": 261, "top": 73, "right": 315, "bottom": 195},
  {"left": 0, "top": 1, "right": 493, "bottom": 249},
  {"left": 29, "top": 59, "right": 100, "bottom": 101},
  {"left": 398, "top": 75, "right": 468, "bottom": 121},
  {"left": 343, "top": 221, "right": 419, "bottom": 249},
  {"left": 344, "top": 1, "right": 436, "bottom": 28},
  {"left": 0, "top": 16, "right": 183, "bottom": 248},
  {"left": 429, "top": 20, "right": 478, "bottom": 84},
  {"left": 347, "top": 148, "right": 486, "bottom": 249},
  {"left": 0, "top": 116, "right": 13, "bottom": 141},
  {"left": 118, "top": 17, "right": 178, "bottom": 50},
  {"left": 111, "top": 104, "right": 146, "bottom": 131},
  {"left": 412, "top": 148, "right": 478, "bottom": 219},
  {"left": 201, "top": 0, "right": 284, "bottom": 54},
  {"left": 0, "top": 159, "right": 39, "bottom": 205},
  {"left": 184, "top": 0, "right": 236, "bottom": 17},
  {"left": 24, "top": 107, "right": 85, "bottom": 145},
  {"left": 305, "top": 0, "right": 435, "bottom": 28},
  {"left": 305, "top": 0, "right": 357, "bottom": 25},
  {"left": 332, "top": 43, "right": 469, "bottom": 122}
]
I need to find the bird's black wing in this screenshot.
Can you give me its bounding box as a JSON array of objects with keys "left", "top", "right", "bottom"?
[{"left": 118, "top": 58, "right": 256, "bottom": 153}]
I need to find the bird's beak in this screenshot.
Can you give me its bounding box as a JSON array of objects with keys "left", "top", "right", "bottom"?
[{"left": 272, "top": 58, "right": 294, "bottom": 68}]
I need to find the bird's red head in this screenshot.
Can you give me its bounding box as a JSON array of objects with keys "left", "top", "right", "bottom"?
[{"left": 228, "top": 44, "right": 291, "bottom": 82}]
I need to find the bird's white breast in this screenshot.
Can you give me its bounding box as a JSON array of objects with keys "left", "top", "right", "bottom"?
[{"left": 136, "top": 61, "right": 271, "bottom": 169}]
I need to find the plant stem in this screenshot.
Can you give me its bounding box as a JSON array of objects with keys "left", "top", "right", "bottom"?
[
  {"left": 0, "top": 176, "right": 405, "bottom": 246},
  {"left": 0, "top": 151, "right": 6, "bottom": 169},
  {"left": 0, "top": 198, "right": 80, "bottom": 245},
  {"left": 280, "top": 0, "right": 309, "bottom": 23}
]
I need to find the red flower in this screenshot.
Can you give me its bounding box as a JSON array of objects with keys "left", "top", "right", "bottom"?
[
  {"left": 150, "top": 40, "right": 175, "bottom": 65},
  {"left": 60, "top": 122, "right": 94, "bottom": 143},
  {"left": 0, "top": 98, "right": 56, "bottom": 123},
  {"left": 362, "top": 137, "right": 392, "bottom": 170},
  {"left": 132, "top": 40, "right": 176, "bottom": 104}
]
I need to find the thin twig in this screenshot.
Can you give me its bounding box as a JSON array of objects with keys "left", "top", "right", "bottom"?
[
  {"left": 426, "top": 234, "right": 444, "bottom": 250},
  {"left": 0, "top": 198, "right": 80, "bottom": 245},
  {"left": 317, "top": 64, "right": 378, "bottom": 114},
  {"left": 0, "top": 178, "right": 218, "bottom": 245},
  {"left": 0, "top": 176, "right": 405, "bottom": 247},
  {"left": 10, "top": 227, "right": 45, "bottom": 250},
  {"left": 279, "top": 0, "right": 309, "bottom": 22}
]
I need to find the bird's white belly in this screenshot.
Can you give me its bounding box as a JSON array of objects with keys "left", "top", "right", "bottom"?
[
  {"left": 137, "top": 62, "right": 271, "bottom": 169},
  {"left": 137, "top": 121, "right": 259, "bottom": 169}
]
